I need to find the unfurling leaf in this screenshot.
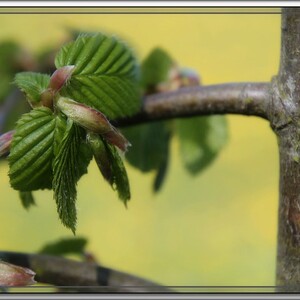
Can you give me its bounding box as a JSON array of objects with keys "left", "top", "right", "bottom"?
[
  {"left": 39, "top": 237, "right": 88, "bottom": 256},
  {"left": 49, "top": 65, "right": 75, "bottom": 92},
  {"left": 87, "top": 132, "right": 112, "bottom": 183},
  {"left": 141, "top": 47, "right": 175, "bottom": 92},
  {"left": 0, "top": 261, "right": 36, "bottom": 286},
  {"left": 175, "top": 116, "right": 228, "bottom": 174},
  {"left": 14, "top": 72, "right": 50, "bottom": 106},
  {"left": 107, "top": 143, "right": 130, "bottom": 204},
  {"left": 88, "top": 133, "right": 130, "bottom": 204},
  {"left": 52, "top": 120, "right": 83, "bottom": 233},
  {"left": 55, "top": 33, "right": 140, "bottom": 119},
  {"left": 8, "top": 107, "right": 55, "bottom": 191},
  {"left": 122, "top": 121, "right": 171, "bottom": 192},
  {"left": 6, "top": 32, "right": 139, "bottom": 232},
  {"left": 57, "top": 97, "right": 130, "bottom": 152},
  {"left": 19, "top": 191, "right": 36, "bottom": 210}
]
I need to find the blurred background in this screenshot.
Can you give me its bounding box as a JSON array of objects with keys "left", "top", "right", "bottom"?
[{"left": 0, "top": 12, "right": 280, "bottom": 287}]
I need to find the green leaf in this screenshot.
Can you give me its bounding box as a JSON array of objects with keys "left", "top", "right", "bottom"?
[
  {"left": 153, "top": 146, "right": 170, "bottom": 192},
  {"left": 123, "top": 122, "right": 170, "bottom": 172},
  {"left": 141, "top": 47, "right": 174, "bottom": 91},
  {"left": 175, "top": 116, "right": 228, "bottom": 175},
  {"left": 14, "top": 72, "right": 50, "bottom": 104},
  {"left": 54, "top": 113, "right": 93, "bottom": 181},
  {"left": 52, "top": 119, "right": 88, "bottom": 233},
  {"left": 0, "top": 41, "right": 21, "bottom": 75},
  {"left": 88, "top": 133, "right": 130, "bottom": 204},
  {"left": 39, "top": 237, "right": 88, "bottom": 256},
  {"left": 122, "top": 122, "right": 171, "bottom": 191},
  {"left": 108, "top": 143, "right": 130, "bottom": 204},
  {"left": 55, "top": 33, "right": 140, "bottom": 120},
  {"left": 8, "top": 107, "right": 55, "bottom": 191},
  {"left": 19, "top": 191, "right": 36, "bottom": 210},
  {"left": 87, "top": 132, "right": 113, "bottom": 184}
]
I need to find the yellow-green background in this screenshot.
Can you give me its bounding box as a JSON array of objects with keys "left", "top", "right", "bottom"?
[{"left": 0, "top": 13, "right": 280, "bottom": 286}]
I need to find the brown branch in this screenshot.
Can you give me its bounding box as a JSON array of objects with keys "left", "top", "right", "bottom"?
[
  {"left": 115, "top": 82, "right": 270, "bottom": 127},
  {"left": 272, "top": 8, "right": 300, "bottom": 291},
  {"left": 0, "top": 251, "right": 170, "bottom": 292}
]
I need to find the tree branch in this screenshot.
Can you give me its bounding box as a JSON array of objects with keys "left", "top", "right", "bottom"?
[
  {"left": 0, "top": 251, "right": 170, "bottom": 292},
  {"left": 116, "top": 82, "right": 270, "bottom": 127}
]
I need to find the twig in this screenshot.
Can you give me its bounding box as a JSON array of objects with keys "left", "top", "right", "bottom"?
[
  {"left": 0, "top": 251, "right": 170, "bottom": 292},
  {"left": 115, "top": 82, "right": 270, "bottom": 127}
]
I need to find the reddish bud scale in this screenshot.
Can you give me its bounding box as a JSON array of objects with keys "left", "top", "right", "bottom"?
[
  {"left": 0, "top": 261, "right": 36, "bottom": 286},
  {"left": 57, "top": 97, "right": 130, "bottom": 152},
  {"left": 179, "top": 67, "right": 201, "bottom": 87},
  {"left": 49, "top": 65, "right": 75, "bottom": 93},
  {"left": 0, "top": 130, "right": 14, "bottom": 157}
]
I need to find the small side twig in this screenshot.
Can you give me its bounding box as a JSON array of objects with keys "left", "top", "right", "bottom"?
[
  {"left": 0, "top": 251, "right": 170, "bottom": 292},
  {"left": 116, "top": 82, "right": 270, "bottom": 127}
]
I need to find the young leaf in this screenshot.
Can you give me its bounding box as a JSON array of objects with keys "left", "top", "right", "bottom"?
[
  {"left": 123, "top": 122, "right": 170, "bottom": 172},
  {"left": 0, "top": 42, "right": 21, "bottom": 102},
  {"left": 107, "top": 143, "right": 130, "bottom": 204},
  {"left": 52, "top": 120, "right": 85, "bottom": 233},
  {"left": 88, "top": 133, "right": 130, "bottom": 204},
  {"left": 8, "top": 107, "right": 55, "bottom": 191},
  {"left": 87, "top": 132, "right": 113, "bottom": 183},
  {"left": 122, "top": 122, "right": 171, "bottom": 192},
  {"left": 57, "top": 97, "right": 130, "bottom": 152},
  {"left": 141, "top": 47, "right": 175, "bottom": 91},
  {"left": 175, "top": 116, "right": 228, "bottom": 175},
  {"left": 153, "top": 143, "right": 170, "bottom": 192},
  {"left": 55, "top": 33, "right": 140, "bottom": 120},
  {"left": 38, "top": 237, "right": 88, "bottom": 256},
  {"left": 54, "top": 113, "right": 93, "bottom": 181},
  {"left": 19, "top": 191, "right": 36, "bottom": 210},
  {"left": 14, "top": 72, "right": 50, "bottom": 105}
]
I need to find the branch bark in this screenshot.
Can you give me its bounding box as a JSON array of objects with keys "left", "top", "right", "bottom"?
[
  {"left": 0, "top": 251, "right": 170, "bottom": 292},
  {"left": 271, "top": 8, "right": 300, "bottom": 291},
  {"left": 115, "top": 82, "right": 270, "bottom": 127}
]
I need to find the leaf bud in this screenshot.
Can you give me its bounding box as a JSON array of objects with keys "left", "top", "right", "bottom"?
[
  {"left": 0, "top": 261, "right": 36, "bottom": 286},
  {"left": 49, "top": 65, "right": 75, "bottom": 93},
  {"left": 57, "top": 97, "right": 130, "bottom": 152},
  {"left": 87, "top": 132, "right": 113, "bottom": 183},
  {"left": 179, "top": 67, "right": 201, "bottom": 87},
  {"left": 0, "top": 130, "right": 14, "bottom": 157}
]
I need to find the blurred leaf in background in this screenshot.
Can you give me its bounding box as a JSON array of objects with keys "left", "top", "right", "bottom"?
[
  {"left": 39, "top": 237, "right": 88, "bottom": 257},
  {"left": 123, "top": 47, "right": 228, "bottom": 191}
]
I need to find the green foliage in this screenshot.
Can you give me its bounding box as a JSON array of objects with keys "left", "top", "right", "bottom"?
[
  {"left": 14, "top": 72, "right": 50, "bottom": 105},
  {"left": 8, "top": 107, "right": 55, "bottom": 191},
  {"left": 19, "top": 191, "right": 36, "bottom": 209},
  {"left": 122, "top": 122, "right": 171, "bottom": 192},
  {"left": 52, "top": 120, "right": 87, "bottom": 233},
  {"left": 0, "top": 41, "right": 33, "bottom": 134},
  {"left": 176, "top": 116, "right": 228, "bottom": 174},
  {"left": 39, "top": 237, "right": 88, "bottom": 256},
  {"left": 88, "top": 133, "right": 130, "bottom": 204},
  {"left": 6, "top": 32, "right": 139, "bottom": 232},
  {"left": 0, "top": 41, "right": 21, "bottom": 101},
  {"left": 141, "top": 47, "right": 174, "bottom": 90},
  {"left": 4, "top": 32, "right": 229, "bottom": 232},
  {"left": 106, "top": 143, "right": 130, "bottom": 203},
  {"left": 55, "top": 33, "right": 140, "bottom": 119},
  {"left": 123, "top": 47, "right": 229, "bottom": 191}
]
